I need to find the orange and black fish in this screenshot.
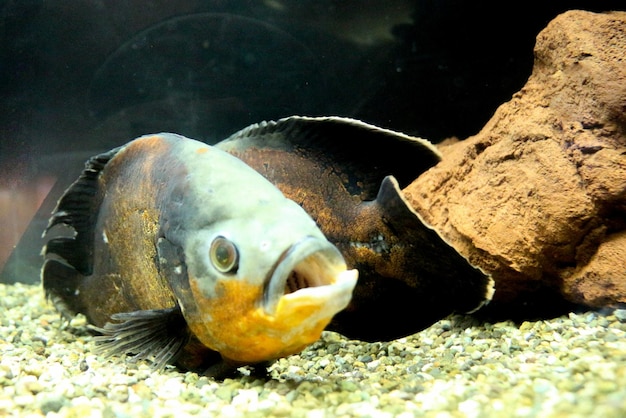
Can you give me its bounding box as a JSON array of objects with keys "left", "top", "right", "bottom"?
[
  {"left": 42, "top": 133, "right": 357, "bottom": 376},
  {"left": 217, "top": 116, "right": 494, "bottom": 341}
]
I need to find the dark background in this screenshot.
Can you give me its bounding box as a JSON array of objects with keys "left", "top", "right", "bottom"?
[{"left": 1, "top": 0, "right": 624, "bottom": 282}]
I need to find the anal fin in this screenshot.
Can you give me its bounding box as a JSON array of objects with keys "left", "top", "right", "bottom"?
[{"left": 89, "top": 307, "right": 190, "bottom": 371}]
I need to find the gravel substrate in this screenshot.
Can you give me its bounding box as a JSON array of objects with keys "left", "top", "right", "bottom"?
[{"left": 1, "top": 282, "right": 625, "bottom": 417}]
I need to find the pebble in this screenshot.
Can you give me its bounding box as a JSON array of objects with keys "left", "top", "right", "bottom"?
[
  {"left": 614, "top": 309, "right": 626, "bottom": 322},
  {"left": 1, "top": 283, "right": 626, "bottom": 417}
]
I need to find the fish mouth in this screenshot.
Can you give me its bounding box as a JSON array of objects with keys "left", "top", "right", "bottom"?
[{"left": 263, "top": 236, "right": 358, "bottom": 317}]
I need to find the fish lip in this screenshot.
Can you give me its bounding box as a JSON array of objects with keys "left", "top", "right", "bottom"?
[{"left": 263, "top": 236, "right": 353, "bottom": 315}]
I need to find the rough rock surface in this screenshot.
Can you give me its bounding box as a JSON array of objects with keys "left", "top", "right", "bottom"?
[{"left": 404, "top": 10, "right": 626, "bottom": 315}]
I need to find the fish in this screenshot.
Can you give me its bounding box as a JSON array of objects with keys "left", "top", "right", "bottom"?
[
  {"left": 41, "top": 133, "right": 358, "bottom": 376},
  {"left": 217, "top": 116, "right": 495, "bottom": 341}
]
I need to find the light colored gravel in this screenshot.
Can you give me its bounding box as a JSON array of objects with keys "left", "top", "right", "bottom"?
[{"left": 1, "top": 282, "right": 625, "bottom": 417}]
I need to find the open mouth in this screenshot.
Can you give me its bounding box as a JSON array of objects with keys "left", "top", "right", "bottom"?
[{"left": 263, "top": 236, "right": 358, "bottom": 316}]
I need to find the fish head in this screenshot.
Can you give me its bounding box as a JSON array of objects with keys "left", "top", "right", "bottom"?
[{"left": 179, "top": 201, "right": 358, "bottom": 364}]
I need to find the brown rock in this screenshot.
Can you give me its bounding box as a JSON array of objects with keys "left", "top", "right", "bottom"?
[{"left": 404, "top": 10, "right": 626, "bottom": 314}]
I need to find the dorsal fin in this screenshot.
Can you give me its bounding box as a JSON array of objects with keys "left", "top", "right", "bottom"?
[
  {"left": 42, "top": 146, "right": 121, "bottom": 276},
  {"left": 220, "top": 116, "right": 441, "bottom": 201}
]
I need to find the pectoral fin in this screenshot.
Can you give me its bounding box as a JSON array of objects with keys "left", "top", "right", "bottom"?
[{"left": 89, "top": 307, "right": 190, "bottom": 371}]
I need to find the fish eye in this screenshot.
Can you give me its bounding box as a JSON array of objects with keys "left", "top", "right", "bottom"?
[{"left": 210, "top": 236, "right": 239, "bottom": 274}]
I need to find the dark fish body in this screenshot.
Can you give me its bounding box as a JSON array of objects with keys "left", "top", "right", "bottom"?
[
  {"left": 217, "top": 116, "right": 495, "bottom": 341},
  {"left": 42, "top": 133, "right": 357, "bottom": 374}
]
